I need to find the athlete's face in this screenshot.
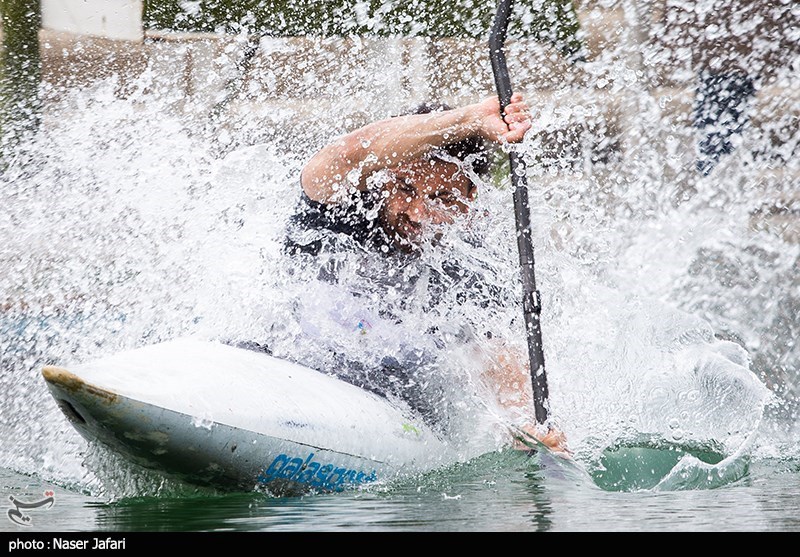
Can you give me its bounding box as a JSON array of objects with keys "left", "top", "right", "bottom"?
[{"left": 380, "top": 158, "right": 476, "bottom": 252}]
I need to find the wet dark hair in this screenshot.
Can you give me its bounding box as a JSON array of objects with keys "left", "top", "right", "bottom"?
[{"left": 404, "top": 102, "right": 493, "bottom": 178}]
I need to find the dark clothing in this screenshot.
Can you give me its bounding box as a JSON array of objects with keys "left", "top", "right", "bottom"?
[
  {"left": 694, "top": 72, "right": 756, "bottom": 176},
  {"left": 285, "top": 190, "right": 395, "bottom": 257},
  {"left": 283, "top": 184, "right": 508, "bottom": 430},
  {"left": 285, "top": 186, "right": 505, "bottom": 314}
]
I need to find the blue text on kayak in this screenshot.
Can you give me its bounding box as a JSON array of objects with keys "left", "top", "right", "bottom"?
[{"left": 257, "top": 452, "right": 378, "bottom": 491}]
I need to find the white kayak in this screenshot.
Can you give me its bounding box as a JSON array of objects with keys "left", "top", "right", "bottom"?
[
  {"left": 41, "top": 337, "right": 457, "bottom": 494},
  {"left": 43, "top": 335, "right": 745, "bottom": 495}
]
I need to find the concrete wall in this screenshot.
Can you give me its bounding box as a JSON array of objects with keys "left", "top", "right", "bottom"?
[{"left": 35, "top": 1, "right": 800, "bottom": 243}]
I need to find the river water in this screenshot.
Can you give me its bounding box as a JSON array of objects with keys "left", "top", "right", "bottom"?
[
  {"left": 2, "top": 454, "right": 800, "bottom": 532},
  {"left": 1, "top": 23, "right": 799, "bottom": 533}
]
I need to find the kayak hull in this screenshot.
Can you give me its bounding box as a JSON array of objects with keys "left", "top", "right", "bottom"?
[{"left": 42, "top": 338, "right": 454, "bottom": 494}]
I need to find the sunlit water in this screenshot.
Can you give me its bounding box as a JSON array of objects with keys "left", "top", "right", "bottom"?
[{"left": 1, "top": 18, "right": 799, "bottom": 531}]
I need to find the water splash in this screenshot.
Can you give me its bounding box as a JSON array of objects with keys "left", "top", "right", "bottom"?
[{"left": 2, "top": 4, "right": 798, "bottom": 496}]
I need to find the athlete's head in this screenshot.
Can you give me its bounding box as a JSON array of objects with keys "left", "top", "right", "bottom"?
[{"left": 379, "top": 102, "right": 492, "bottom": 252}]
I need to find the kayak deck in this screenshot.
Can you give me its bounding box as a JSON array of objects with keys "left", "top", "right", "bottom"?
[{"left": 41, "top": 339, "right": 457, "bottom": 493}]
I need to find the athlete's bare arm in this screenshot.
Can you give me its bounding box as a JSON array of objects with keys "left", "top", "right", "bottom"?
[{"left": 301, "top": 93, "right": 531, "bottom": 203}]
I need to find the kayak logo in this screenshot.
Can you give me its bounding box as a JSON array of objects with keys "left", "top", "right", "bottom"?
[{"left": 257, "top": 452, "right": 377, "bottom": 491}]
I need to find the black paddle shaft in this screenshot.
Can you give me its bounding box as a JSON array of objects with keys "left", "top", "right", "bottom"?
[{"left": 489, "top": 0, "right": 550, "bottom": 426}]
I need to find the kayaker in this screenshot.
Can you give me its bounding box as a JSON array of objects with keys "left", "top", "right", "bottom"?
[{"left": 286, "top": 92, "right": 568, "bottom": 454}]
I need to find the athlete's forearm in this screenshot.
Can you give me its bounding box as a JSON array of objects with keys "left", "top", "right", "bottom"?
[
  {"left": 300, "top": 93, "right": 531, "bottom": 203},
  {"left": 301, "top": 105, "right": 483, "bottom": 203}
]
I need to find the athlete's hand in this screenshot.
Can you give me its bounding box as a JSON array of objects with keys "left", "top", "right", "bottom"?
[
  {"left": 472, "top": 92, "right": 532, "bottom": 144},
  {"left": 515, "top": 423, "right": 572, "bottom": 456}
]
